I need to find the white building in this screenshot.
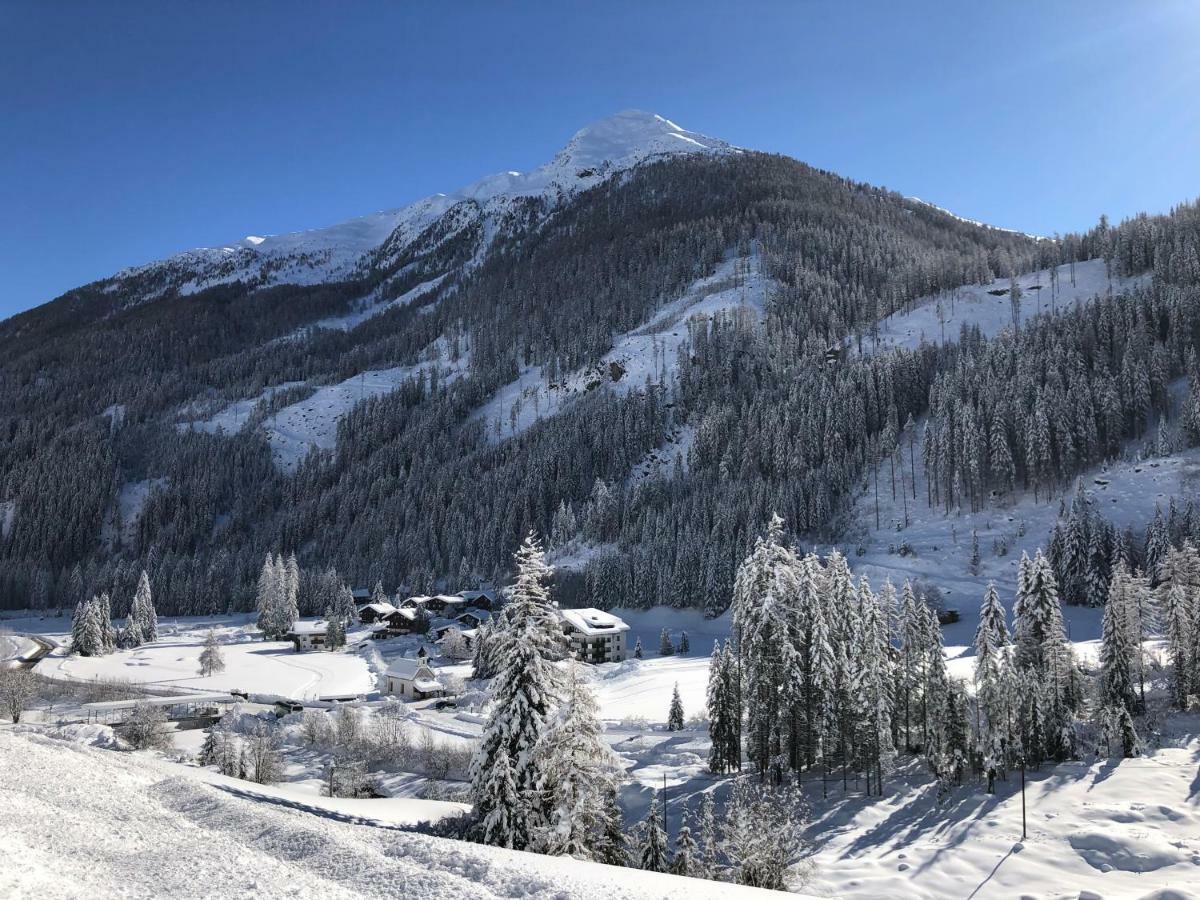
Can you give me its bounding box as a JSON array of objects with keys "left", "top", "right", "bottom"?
[
  {"left": 385, "top": 657, "right": 445, "bottom": 700},
  {"left": 559, "top": 608, "right": 629, "bottom": 663},
  {"left": 286, "top": 620, "right": 328, "bottom": 651}
]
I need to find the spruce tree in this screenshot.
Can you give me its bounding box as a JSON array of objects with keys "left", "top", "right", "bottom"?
[
  {"left": 470, "top": 533, "right": 564, "bottom": 850},
  {"left": 667, "top": 683, "right": 684, "bottom": 731},
  {"left": 659, "top": 627, "right": 674, "bottom": 656},
  {"left": 638, "top": 797, "right": 669, "bottom": 872},
  {"left": 670, "top": 809, "right": 698, "bottom": 877}
]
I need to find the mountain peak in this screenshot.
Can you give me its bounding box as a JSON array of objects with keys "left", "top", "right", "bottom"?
[{"left": 553, "top": 110, "right": 733, "bottom": 173}]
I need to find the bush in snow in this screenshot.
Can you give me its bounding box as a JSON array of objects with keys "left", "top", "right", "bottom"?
[
  {"left": 0, "top": 668, "right": 36, "bottom": 724},
  {"left": 721, "top": 777, "right": 809, "bottom": 890},
  {"left": 119, "top": 702, "right": 173, "bottom": 752}
]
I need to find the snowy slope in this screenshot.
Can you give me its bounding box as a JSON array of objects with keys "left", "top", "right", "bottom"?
[
  {"left": 0, "top": 729, "right": 792, "bottom": 900},
  {"left": 472, "top": 255, "right": 770, "bottom": 442},
  {"left": 107, "top": 111, "right": 734, "bottom": 301},
  {"left": 859, "top": 258, "right": 1150, "bottom": 356}
]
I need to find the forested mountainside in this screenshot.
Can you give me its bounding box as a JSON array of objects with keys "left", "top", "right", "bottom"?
[{"left": 2, "top": 111, "right": 1198, "bottom": 616}]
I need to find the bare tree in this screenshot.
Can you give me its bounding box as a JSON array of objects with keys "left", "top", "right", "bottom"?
[{"left": 0, "top": 668, "right": 36, "bottom": 724}]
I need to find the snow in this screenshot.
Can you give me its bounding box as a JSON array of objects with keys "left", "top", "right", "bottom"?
[
  {"left": 859, "top": 258, "right": 1151, "bottom": 356},
  {"left": 560, "top": 607, "right": 629, "bottom": 636},
  {"left": 0, "top": 499, "right": 15, "bottom": 539},
  {"left": 840, "top": 424, "right": 1200, "bottom": 648},
  {"left": 263, "top": 336, "right": 470, "bottom": 472},
  {"left": 628, "top": 423, "right": 695, "bottom": 486},
  {"left": 108, "top": 111, "right": 733, "bottom": 304},
  {"left": 473, "top": 255, "right": 771, "bottom": 441},
  {"left": 0, "top": 729, "right": 787, "bottom": 899},
  {"left": 177, "top": 381, "right": 305, "bottom": 435},
  {"left": 115, "top": 477, "right": 168, "bottom": 545},
  {"left": 0, "top": 631, "right": 34, "bottom": 666},
  {"left": 35, "top": 615, "right": 374, "bottom": 701},
  {"left": 305, "top": 274, "right": 448, "bottom": 332}
]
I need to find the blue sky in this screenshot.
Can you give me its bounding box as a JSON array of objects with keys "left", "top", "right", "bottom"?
[{"left": 2, "top": 1, "right": 1198, "bottom": 318}]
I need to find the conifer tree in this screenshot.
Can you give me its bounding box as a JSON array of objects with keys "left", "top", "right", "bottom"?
[
  {"left": 659, "top": 627, "right": 675, "bottom": 656},
  {"left": 667, "top": 683, "right": 684, "bottom": 731},
  {"left": 633, "top": 637, "right": 644, "bottom": 659},
  {"left": 470, "top": 533, "right": 564, "bottom": 850},
  {"left": 670, "top": 809, "right": 699, "bottom": 877},
  {"left": 638, "top": 797, "right": 669, "bottom": 872},
  {"left": 324, "top": 607, "right": 346, "bottom": 650},
  {"left": 531, "top": 665, "right": 625, "bottom": 860},
  {"left": 132, "top": 570, "right": 157, "bottom": 642},
  {"left": 1101, "top": 563, "right": 1140, "bottom": 714},
  {"left": 697, "top": 792, "right": 718, "bottom": 879}
]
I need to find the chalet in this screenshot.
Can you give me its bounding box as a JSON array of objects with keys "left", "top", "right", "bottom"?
[
  {"left": 385, "top": 657, "right": 445, "bottom": 700},
  {"left": 351, "top": 587, "right": 371, "bottom": 602},
  {"left": 559, "top": 608, "right": 629, "bottom": 664},
  {"left": 456, "top": 588, "right": 497, "bottom": 610},
  {"left": 455, "top": 610, "right": 490, "bottom": 630},
  {"left": 358, "top": 601, "right": 398, "bottom": 624},
  {"left": 369, "top": 607, "right": 421, "bottom": 639},
  {"left": 287, "top": 620, "right": 328, "bottom": 651},
  {"left": 399, "top": 594, "right": 433, "bottom": 612},
  {"left": 425, "top": 593, "right": 469, "bottom": 616}
]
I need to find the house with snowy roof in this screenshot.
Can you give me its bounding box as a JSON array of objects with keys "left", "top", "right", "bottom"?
[
  {"left": 357, "top": 601, "right": 398, "bottom": 624},
  {"left": 368, "top": 606, "right": 421, "bottom": 639},
  {"left": 385, "top": 657, "right": 445, "bottom": 700},
  {"left": 286, "top": 620, "right": 328, "bottom": 651},
  {"left": 558, "top": 607, "right": 629, "bottom": 663}
]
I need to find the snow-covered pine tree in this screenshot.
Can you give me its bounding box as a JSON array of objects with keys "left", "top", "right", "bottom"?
[
  {"left": 633, "top": 637, "right": 644, "bottom": 659},
  {"left": 477, "top": 749, "right": 520, "bottom": 849},
  {"left": 469, "top": 533, "right": 564, "bottom": 850},
  {"left": 281, "top": 553, "right": 301, "bottom": 634},
  {"left": 334, "top": 584, "right": 358, "bottom": 625},
  {"left": 1101, "top": 563, "right": 1140, "bottom": 714},
  {"left": 1157, "top": 542, "right": 1200, "bottom": 706},
  {"left": 370, "top": 579, "right": 387, "bottom": 606},
  {"left": 854, "top": 575, "right": 894, "bottom": 795},
  {"left": 596, "top": 787, "right": 629, "bottom": 867},
  {"left": 707, "top": 641, "right": 735, "bottom": 773},
  {"left": 731, "top": 514, "right": 802, "bottom": 776},
  {"left": 637, "top": 797, "right": 669, "bottom": 872},
  {"left": 898, "top": 579, "right": 923, "bottom": 751},
  {"left": 670, "top": 809, "right": 699, "bottom": 877},
  {"left": 974, "top": 582, "right": 1010, "bottom": 774},
  {"left": 667, "top": 682, "right": 684, "bottom": 731},
  {"left": 119, "top": 614, "right": 143, "bottom": 650},
  {"left": 132, "top": 570, "right": 157, "bottom": 642},
  {"left": 68, "top": 600, "right": 86, "bottom": 652},
  {"left": 97, "top": 592, "right": 116, "bottom": 653},
  {"left": 697, "top": 792, "right": 718, "bottom": 879},
  {"left": 659, "top": 627, "right": 674, "bottom": 656},
  {"left": 198, "top": 629, "right": 225, "bottom": 676},
  {"left": 678, "top": 631, "right": 690, "bottom": 653},
  {"left": 256, "top": 553, "right": 281, "bottom": 637},
  {"left": 530, "top": 665, "right": 625, "bottom": 861},
  {"left": 324, "top": 607, "right": 346, "bottom": 650}
]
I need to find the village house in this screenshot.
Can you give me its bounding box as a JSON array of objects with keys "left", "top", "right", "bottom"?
[
  {"left": 456, "top": 588, "right": 497, "bottom": 610},
  {"left": 357, "top": 601, "right": 398, "bottom": 624},
  {"left": 286, "top": 620, "right": 328, "bottom": 652},
  {"left": 369, "top": 607, "right": 421, "bottom": 639},
  {"left": 385, "top": 657, "right": 445, "bottom": 700},
  {"left": 558, "top": 607, "right": 629, "bottom": 663}
]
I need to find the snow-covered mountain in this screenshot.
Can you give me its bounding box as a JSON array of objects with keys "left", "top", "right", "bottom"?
[{"left": 110, "top": 111, "right": 735, "bottom": 298}]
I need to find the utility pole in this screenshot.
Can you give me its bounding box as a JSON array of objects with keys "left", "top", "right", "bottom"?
[{"left": 1019, "top": 754, "right": 1027, "bottom": 841}]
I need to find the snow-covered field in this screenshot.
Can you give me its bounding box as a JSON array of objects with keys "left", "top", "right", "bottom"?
[
  {"left": 472, "top": 255, "right": 771, "bottom": 441},
  {"left": 859, "top": 258, "right": 1150, "bottom": 356},
  {"left": 0, "top": 729, "right": 784, "bottom": 899},
  {"left": 31, "top": 615, "right": 375, "bottom": 700},
  {"left": 0, "top": 631, "right": 34, "bottom": 667}
]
